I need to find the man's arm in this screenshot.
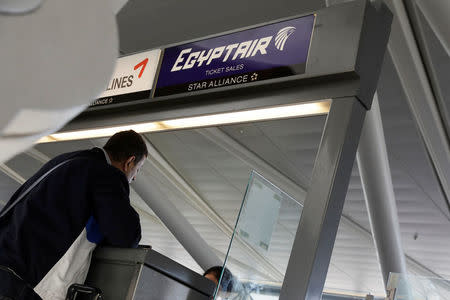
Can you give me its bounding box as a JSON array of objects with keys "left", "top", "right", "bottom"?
[{"left": 91, "top": 169, "right": 141, "bottom": 248}]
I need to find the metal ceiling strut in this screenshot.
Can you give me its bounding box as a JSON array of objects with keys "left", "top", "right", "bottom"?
[
  {"left": 384, "top": 0, "right": 450, "bottom": 217},
  {"left": 356, "top": 94, "right": 407, "bottom": 287},
  {"left": 140, "top": 136, "right": 285, "bottom": 281},
  {"left": 132, "top": 175, "right": 223, "bottom": 271}
]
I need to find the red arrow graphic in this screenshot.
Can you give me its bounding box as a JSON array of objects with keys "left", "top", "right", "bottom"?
[{"left": 134, "top": 58, "right": 148, "bottom": 78}]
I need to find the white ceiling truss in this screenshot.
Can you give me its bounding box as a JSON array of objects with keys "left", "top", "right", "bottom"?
[
  {"left": 138, "top": 136, "right": 285, "bottom": 281},
  {"left": 0, "top": 163, "right": 25, "bottom": 185},
  {"left": 384, "top": 0, "right": 450, "bottom": 217}
]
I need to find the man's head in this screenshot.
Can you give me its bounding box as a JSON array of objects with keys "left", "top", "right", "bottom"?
[
  {"left": 203, "top": 266, "right": 234, "bottom": 292},
  {"left": 103, "top": 130, "right": 148, "bottom": 183}
]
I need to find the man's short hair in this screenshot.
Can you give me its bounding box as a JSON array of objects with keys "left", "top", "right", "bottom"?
[
  {"left": 203, "top": 266, "right": 234, "bottom": 292},
  {"left": 103, "top": 130, "right": 148, "bottom": 163}
]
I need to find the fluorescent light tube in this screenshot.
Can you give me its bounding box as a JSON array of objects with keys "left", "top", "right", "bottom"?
[{"left": 38, "top": 100, "right": 330, "bottom": 143}]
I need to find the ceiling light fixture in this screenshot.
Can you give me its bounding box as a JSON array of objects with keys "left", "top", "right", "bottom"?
[{"left": 37, "top": 100, "right": 331, "bottom": 143}]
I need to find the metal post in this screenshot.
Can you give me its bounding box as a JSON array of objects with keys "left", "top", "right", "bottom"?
[
  {"left": 132, "top": 176, "right": 222, "bottom": 271},
  {"left": 280, "top": 98, "right": 367, "bottom": 300},
  {"left": 356, "top": 94, "right": 407, "bottom": 286}
]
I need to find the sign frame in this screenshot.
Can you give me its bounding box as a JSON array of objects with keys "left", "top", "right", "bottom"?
[
  {"left": 154, "top": 14, "right": 316, "bottom": 97},
  {"left": 91, "top": 49, "right": 161, "bottom": 108}
]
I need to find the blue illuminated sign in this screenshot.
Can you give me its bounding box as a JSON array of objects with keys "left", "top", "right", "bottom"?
[{"left": 155, "top": 14, "right": 316, "bottom": 97}]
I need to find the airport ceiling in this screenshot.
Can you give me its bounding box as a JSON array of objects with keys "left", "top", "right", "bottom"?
[
  {"left": 116, "top": 0, "right": 326, "bottom": 54},
  {"left": 0, "top": 0, "right": 449, "bottom": 298}
]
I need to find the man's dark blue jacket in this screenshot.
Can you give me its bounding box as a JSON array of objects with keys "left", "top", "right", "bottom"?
[{"left": 0, "top": 147, "right": 141, "bottom": 288}]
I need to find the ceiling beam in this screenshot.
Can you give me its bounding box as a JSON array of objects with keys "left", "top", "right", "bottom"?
[
  {"left": 412, "top": 0, "right": 450, "bottom": 56},
  {"left": 131, "top": 204, "right": 161, "bottom": 225},
  {"left": 357, "top": 95, "right": 407, "bottom": 287},
  {"left": 132, "top": 173, "right": 223, "bottom": 271},
  {"left": 0, "top": 163, "right": 25, "bottom": 185},
  {"left": 196, "top": 127, "right": 307, "bottom": 204},
  {"left": 341, "top": 215, "right": 450, "bottom": 285},
  {"left": 25, "top": 148, "right": 50, "bottom": 164},
  {"left": 383, "top": 0, "right": 450, "bottom": 216},
  {"left": 0, "top": 147, "right": 51, "bottom": 186}
]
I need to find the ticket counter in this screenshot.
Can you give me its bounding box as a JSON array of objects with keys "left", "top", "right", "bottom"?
[{"left": 81, "top": 246, "right": 215, "bottom": 300}]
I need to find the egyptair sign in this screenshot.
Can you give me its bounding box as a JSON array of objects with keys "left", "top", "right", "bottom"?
[
  {"left": 155, "top": 14, "right": 315, "bottom": 97},
  {"left": 91, "top": 49, "right": 161, "bottom": 107}
]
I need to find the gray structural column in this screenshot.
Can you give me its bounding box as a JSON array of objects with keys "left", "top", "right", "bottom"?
[
  {"left": 356, "top": 94, "right": 407, "bottom": 286},
  {"left": 280, "top": 98, "right": 367, "bottom": 300},
  {"left": 132, "top": 176, "right": 222, "bottom": 271}
]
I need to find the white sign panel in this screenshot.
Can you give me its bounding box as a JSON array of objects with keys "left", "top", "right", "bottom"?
[
  {"left": 238, "top": 175, "right": 282, "bottom": 253},
  {"left": 91, "top": 49, "right": 161, "bottom": 106}
]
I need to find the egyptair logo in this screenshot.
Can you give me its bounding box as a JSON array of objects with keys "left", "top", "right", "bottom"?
[{"left": 275, "top": 26, "right": 296, "bottom": 51}]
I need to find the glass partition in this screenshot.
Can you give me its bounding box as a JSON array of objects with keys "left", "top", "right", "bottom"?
[
  {"left": 214, "top": 171, "right": 302, "bottom": 299},
  {"left": 386, "top": 273, "right": 450, "bottom": 300},
  {"left": 142, "top": 114, "right": 327, "bottom": 278}
]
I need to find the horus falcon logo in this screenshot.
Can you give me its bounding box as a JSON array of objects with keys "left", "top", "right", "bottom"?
[{"left": 275, "top": 26, "right": 296, "bottom": 51}]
